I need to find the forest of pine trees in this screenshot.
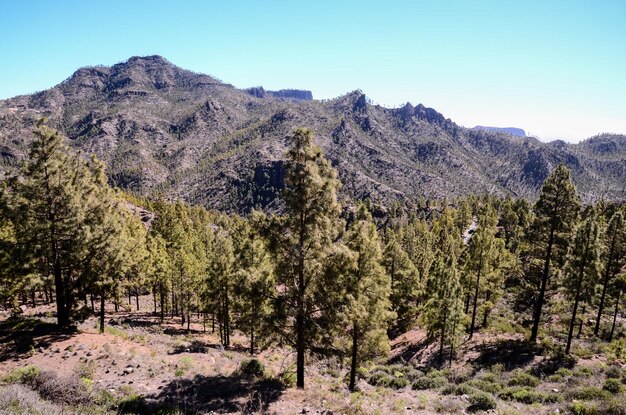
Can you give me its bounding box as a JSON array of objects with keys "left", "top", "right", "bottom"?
[{"left": 1, "top": 123, "right": 626, "bottom": 390}]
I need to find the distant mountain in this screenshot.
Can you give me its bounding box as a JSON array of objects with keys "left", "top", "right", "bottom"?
[
  {"left": 473, "top": 126, "right": 526, "bottom": 137},
  {"left": 0, "top": 55, "right": 624, "bottom": 213},
  {"left": 245, "top": 87, "right": 313, "bottom": 101}
]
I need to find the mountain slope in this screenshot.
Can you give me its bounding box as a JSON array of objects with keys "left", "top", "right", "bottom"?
[{"left": 0, "top": 55, "right": 624, "bottom": 212}]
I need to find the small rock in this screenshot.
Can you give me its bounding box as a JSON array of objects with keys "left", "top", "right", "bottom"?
[
  {"left": 123, "top": 367, "right": 134, "bottom": 375},
  {"left": 77, "top": 344, "right": 85, "bottom": 351},
  {"left": 38, "top": 347, "right": 45, "bottom": 353},
  {"left": 552, "top": 388, "right": 560, "bottom": 393},
  {"left": 302, "top": 407, "right": 311, "bottom": 414}
]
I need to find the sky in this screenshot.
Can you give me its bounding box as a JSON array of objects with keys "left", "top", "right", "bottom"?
[{"left": 1, "top": 1, "right": 625, "bottom": 142}]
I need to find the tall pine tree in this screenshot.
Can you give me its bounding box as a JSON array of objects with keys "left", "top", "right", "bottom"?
[{"left": 526, "top": 165, "right": 580, "bottom": 342}]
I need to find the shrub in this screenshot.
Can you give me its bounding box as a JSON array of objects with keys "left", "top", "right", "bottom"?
[
  {"left": 605, "top": 365, "right": 622, "bottom": 379},
  {"left": 466, "top": 379, "right": 502, "bottom": 394},
  {"left": 467, "top": 391, "right": 497, "bottom": 412},
  {"left": 239, "top": 359, "right": 265, "bottom": 378},
  {"left": 412, "top": 376, "right": 448, "bottom": 390},
  {"left": 477, "top": 372, "right": 498, "bottom": 383},
  {"left": 507, "top": 372, "right": 539, "bottom": 387},
  {"left": 498, "top": 386, "right": 561, "bottom": 404},
  {"left": 571, "top": 401, "right": 595, "bottom": 415},
  {"left": 441, "top": 383, "right": 475, "bottom": 396},
  {"left": 75, "top": 360, "right": 97, "bottom": 380},
  {"left": 118, "top": 394, "right": 151, "bottom": 414},
  {"left": 1, "top": 365, "right": 41, "bottom": 385},
  {"left": 388, "top": 377, "right": 409, "bottom": 389},
  {"left": 279, "top": 369, "right": 296, "bottom": 388},
  {"left": 368, "top": 371, "right": 393, "bottom": 387},
  {"left": 556, "top": 367, "right": 573, "bottom": 377},
  {"left": 574, "top": 367, "right": 593, "bottom": 378},
  {"left": 603, "top": 378, "right": 623, "bottom": 394},
  {"left": 566, "top": 386, "right": 611, "bottom": 401}
]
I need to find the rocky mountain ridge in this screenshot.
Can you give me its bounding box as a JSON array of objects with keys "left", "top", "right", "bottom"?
[{"left": 0, "top": 55, "right": 624, "bottom": 212}]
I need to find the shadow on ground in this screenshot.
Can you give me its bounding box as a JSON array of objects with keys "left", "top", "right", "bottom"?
[
  {"left": 138, "top": 374, "right": 285, "bottom": 414},
  {"left": 473, "top": 338, "right": 536, "bottom": 370},
  {"left": 0, "top": 317, "right": 77, "bottom": 362}
]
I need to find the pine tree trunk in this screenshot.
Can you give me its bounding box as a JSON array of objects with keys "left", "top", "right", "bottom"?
[
  {"left": 567, "top": 239, "right": 589, "bottom": 354},
  {"left": 531, "top": 227, "right": 556, "bottom": 342},
  {"left": 135, "top": 291, "right": 139, "bottom": 311},
  {"left": 469, "top": 258, "right": 483, "bottom": 340},
  {"left": 160, "top": 286, "right": 165, "bottom": 322},
  {"left": 439, "top": 311, "right": 448, "bottom": 366},
  {"left": 53, "top": 259, "right": 69, "bottom": 327},
  {"left": 250, "top": 326, "right": 255, "bottom": 356},
  {"left": 99, "top": 288, "right": 106, "bottom": 333},
  {"left": 610, "top": 289, "right": 621, "bottom": 341},
  {"left": 577, "top": 305, "right": 585, "bottom": 338},
  {"left": 595, "top": 230, "right": 617, "bottom": 336},
  {"left": 349, "top": 323, "right": 359, "bottom": 392},
  {"left": 482, "top": 291, "right": 492, "bottom": 328},
  {"left": 153, "top": 289, "right": 157, "bottom": 314},
  {"left": 128, "top": 288, "right": 132, "bottom": 305},
  {"left": 32, "top": 290, "right": 37, "bottom": 308},
  {"left": 566, "top": 287, "right": 582, "bottom": 354}
]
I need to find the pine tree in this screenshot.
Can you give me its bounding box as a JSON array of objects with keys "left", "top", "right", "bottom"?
[
  {"left": 5, "top": 123, "right": 133, "bottom": 326},
  {"left": 209, "top": 229, "right": 236, "bottom": 346},
  {"left": 564, "top": 214, "right": 602, "bottom": 353},
  {"left": 423, "top": 208, "right": 464, "bottom": 365},
  {"left": 263, "top": 128, "right": 343, "bottom": 389},
  {"left": 232, "top": 220, "right": 276, "bottom": 355},
  {"left": 594, "top": 211, "right": 626, "bottom": 336},
  {"left": 344, "top": 204, "right": 393, "bottom": 391},
  {"left": 383, "top": 229, "right": 421, "bottom": 332},
  {"left": 609, "top": 273, "right": 626, "bottom": 341},
  {"left": 462, "top": 203, "right": 501, "bottom": 339},
  {"left": 527, "top": 165, "right": 580, "bottom": 342}
]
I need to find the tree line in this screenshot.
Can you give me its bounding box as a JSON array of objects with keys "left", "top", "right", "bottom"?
[{"left": 0, "top": 123, "right": 625, "bottom": 390}]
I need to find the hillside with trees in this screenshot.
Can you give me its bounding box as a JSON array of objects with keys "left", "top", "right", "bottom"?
[{"left": 0, "top": 123, "right": 625, "bottom": 414}]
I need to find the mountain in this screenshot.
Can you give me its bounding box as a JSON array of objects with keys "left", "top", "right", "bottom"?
[
  {"left": 472, "top": 126, "right": 526, "bottom": 137},
  {"left": 0, "top": 55, "right": 624, "bottom": 212}
]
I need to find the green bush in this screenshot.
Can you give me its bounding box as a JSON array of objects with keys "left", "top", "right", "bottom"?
[
  {"left": 571, "top": 401, "right": 595, "bottom": 415},
  {"left": 412, "top": 376, "right": 448, "bottom": 390},
  {"left": 566, "top": 386, "right": 611, "bottom": 401},
  {"left": 467, "top": 391, "right": 497, "bottom": 412},
  {"left": 279, "top": 369, "right": 296, "bottom": 388},
  {"left": 574, "top": 367, "right": 593, "bottom": 378},
  {"left": 603, "top": 378, "right": 623, "bottom": 394},
  {"left": 499, "top": 386, "right": 561, "bottom": 404},
  {"left": 368, "top": 371, "right": 392, "bottom": 387},
  {"left": 441, "top": 383, "right": 475, "bottom": 396},
  {"left": 547, "top": 374, "right": 564, "bottom": 382},
  {"left": 507, "top": 372, "right": 539, "bottom": 387},
  {"left": 466, "top": 379, "right": 502, "bottom": 394},
  {"left": 239, "top": 359, "right": 265, "bottom": 378},
  {"left": 388, "top": 377, "right": 409, "bottom": 389},
  {"left": 605, "top": 365, "right": 622, "bottom": 379},
  {"left": 556, "top": 368, "right": 573, "bottom": 377},
  {"left": 367, "top": 370, "right": 408, "bottom": 389},
  {"left": 75, "top": 360, "right": 97, "bottom": 380},
  {"left": 1, "top": 365, "right": 41, "bottom": 385}
]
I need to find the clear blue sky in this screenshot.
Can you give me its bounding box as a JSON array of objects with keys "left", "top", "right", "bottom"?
[{"left": 1, "top": 0, "right": 625, "bottom": 142}]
